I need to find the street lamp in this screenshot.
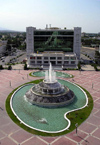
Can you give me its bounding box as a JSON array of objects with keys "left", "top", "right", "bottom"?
[{"left": 75, "top": 123, "right": 78, "bottom": 135}]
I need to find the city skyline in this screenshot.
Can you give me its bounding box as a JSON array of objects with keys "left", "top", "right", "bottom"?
[{"left": 0, "top": 0, "right": 100, "bottom": 33}]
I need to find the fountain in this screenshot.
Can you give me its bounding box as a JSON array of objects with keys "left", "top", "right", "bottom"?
[
  {"left": 24, "top": 63, "right": 75, "bottom": 108},
  {"left": 9, "top": 63, "right": 88, "bottom": 133}
]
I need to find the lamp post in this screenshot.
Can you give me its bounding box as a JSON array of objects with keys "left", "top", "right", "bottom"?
[
  {"left": 27, "top": 74, "right": 28, "bottom": 79},
  {"left": 80, "top": 69, "right": 81, "bottom": 74},
  {"left": 75, "top": 123, "right": 78, "bottom": 135},
  {"left": 9, "top": 81, "right": 11, "bottom": 87},
  {"left": 92, "top": 83, "right": 93, "bottom": 89}
]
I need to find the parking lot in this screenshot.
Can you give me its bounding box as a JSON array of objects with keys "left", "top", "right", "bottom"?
[
  {"left": 0, "top": 50, "right": 26, "bottom": 66},
  {"left": 81, "top": 46, "right": 95, "bottom": 60}
]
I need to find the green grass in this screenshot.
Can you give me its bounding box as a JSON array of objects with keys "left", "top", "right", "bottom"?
[
  {"left": 5, "top": 80, "right": 93, "bottom": 136},
  {"left": 29, "top": 72, "right": 36, "bottom": 77}
]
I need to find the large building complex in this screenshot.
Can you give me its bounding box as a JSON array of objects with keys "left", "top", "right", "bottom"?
[{"left": 26, "top": 26, "right": 81, "bottom": 69}]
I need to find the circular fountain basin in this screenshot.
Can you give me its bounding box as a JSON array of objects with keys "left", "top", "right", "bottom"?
[
  {"left": 25, "top": 80, "right": 75, "bottom": 108},
  {"left": 32, "top": 71, "right": 72, "bottom": 78},
  {"left": 10, "top": 79, "right": 88, "bottom": 133}
]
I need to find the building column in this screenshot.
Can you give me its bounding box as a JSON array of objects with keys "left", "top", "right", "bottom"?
[
  {"left": 56, "top": 54, "right": 57, "bottom": 65},
  {"left": 73, "top": 27, "right": 81, "bottom": 59}
]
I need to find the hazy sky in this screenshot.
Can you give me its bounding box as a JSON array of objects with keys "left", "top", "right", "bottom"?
[{"left": 0, "top": 0, "right": 100, "bottom": 32}]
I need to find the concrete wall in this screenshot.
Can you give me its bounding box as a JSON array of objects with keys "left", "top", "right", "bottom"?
[
  {"left": 73, "top": 27, "right": 81, "bottom": 59},
  {"left": 29, "top": 53, "right": 78, "bottom": 67},
  {"left": 26, "top": 27, "right": 36, "bottom": 56}
]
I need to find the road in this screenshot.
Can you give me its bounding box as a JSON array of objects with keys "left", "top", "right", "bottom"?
[
  {"left": 0, "top": 50, "right": 26, "bottom": 66},
  {"left": 81, "top": 46, "right": 95, "bottom": 60}
]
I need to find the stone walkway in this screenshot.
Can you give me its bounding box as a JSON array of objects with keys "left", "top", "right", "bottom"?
[{"left": 0, "top": 70, "right": 100, "bottom": 145}]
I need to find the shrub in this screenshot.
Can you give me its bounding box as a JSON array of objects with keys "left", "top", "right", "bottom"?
[
  {"left": 8, "top": 65, "right": 12, "bottom": 70},
  {"left": 78, "top": 62, "right": 81, "bottom": 70},
  {"left": 24, "top": 63, "right": 28, "bottom": 70},
  {"left": 93, "top": 64, "right": 98, "bottom": 71},
  {"left": 0, "top": 65, "right": 3, "bottom": 70}
]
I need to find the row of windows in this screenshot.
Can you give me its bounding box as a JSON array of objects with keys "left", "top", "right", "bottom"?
[
  {"left": 34, "top": 36, "right": 73, "bottom": 53},
  {"left": 30, "top": 61, "right": 76, "bottom": 64},
  {"left": 34, "top": 31, "right": 74, "bottom": 36},
  {"left": 30, "top": 56, "right": 76, "bottom": 60}
]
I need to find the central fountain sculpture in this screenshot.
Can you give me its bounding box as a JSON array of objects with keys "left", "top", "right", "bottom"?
[{"left": 25, "top": 63, "right": 75, "bottom": 108}]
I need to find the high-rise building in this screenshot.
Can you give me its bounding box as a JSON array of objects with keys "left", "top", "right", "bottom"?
[{"left": 26, "top": 26, "right": 81, "bottom": 69}]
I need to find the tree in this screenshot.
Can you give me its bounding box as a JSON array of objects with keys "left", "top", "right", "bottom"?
[
  {"left": 8, "top": 65, "right": 12, "bottom": 70},
  {"left": 93, "top": 64, "right": 98, "bottom": 71},
  {"left": 0, "top": 65, "right": 3, "bottom": 70},
  {"left": 6, "top": 44, "right": 11, "bottom": 51},
  {"left": 78, "top": 62, "right": 81, "bottom": 70},
  {"left": 24, "top": 63, "right": 28, "bottom": 70},
  {"left": 95, "top": 50, "right": 100, "bottom": 65}
]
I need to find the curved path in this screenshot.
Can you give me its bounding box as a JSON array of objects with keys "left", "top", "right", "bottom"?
[{"left": 0, "top": 70, "right": 100, "bottom": 145}]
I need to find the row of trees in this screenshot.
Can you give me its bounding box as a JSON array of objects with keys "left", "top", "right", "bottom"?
[
  {"left": 5, "top": 34, "right": 26, "bottom": 55},
  {"left": 0, "top": 63, "right": 27, "bottom": 70},
  {"left": 0, "top": 65, "right": 12, "bottom": 70},
  {"left": 0, "top": 32, "right": 26, "bottom": 55},
  {"left": 82, "top": 38, "right": 100, "bottom": 47}
]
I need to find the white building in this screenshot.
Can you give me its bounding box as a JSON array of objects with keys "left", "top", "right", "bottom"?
[{"left": 26, "top": 26, "right": 81, "bottom": 69}]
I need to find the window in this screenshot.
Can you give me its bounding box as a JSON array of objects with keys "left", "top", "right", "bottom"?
[
  {"left": 71, "top": 57, "right": 76, "bottom": 60},
  {"left": 50, "top": 57, "right": 56, "bottom": 60},
  {"left": 64, "top": 61, "right": 69, "bottom": 64},
  {"left": 44, "top": 57, "right": 48, "bottom": 60},
  {"left": 44, "top": 61, "right": 48, "bottom": 63},
  {"left": 71, "top": 61, "right": 75, "bottom": 64},
  {"left": 64, "top": 57, "right": 69, "bottom": 60},
  {"left": 30, "top": 57, "right": 35, "bottom": 59},
  {"left": 37, "top": 57, "right": 41, "bottom": 59},
  {"left": 34, "top": 30, "right": 74, "bottom": 52},
  {"left": 57, "top": 61, "right": 62, "bottom": 64},
  {"left": 37, "top": 61, "right": 42, "bottom": 64},
  {"left": 30, "top": 61, "right": 35, "bottom": 64},
  {"left": 57, "top": 57, "right": 62, "bottom": 60}
]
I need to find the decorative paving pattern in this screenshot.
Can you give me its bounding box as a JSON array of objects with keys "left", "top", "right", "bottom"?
[{"left": 0, "top": 70, "right": 100, "bottom": 145}]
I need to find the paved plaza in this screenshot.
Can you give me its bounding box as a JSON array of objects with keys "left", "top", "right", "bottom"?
[{"left": 0, "top": 70, "right": 100, "bottom": 145}]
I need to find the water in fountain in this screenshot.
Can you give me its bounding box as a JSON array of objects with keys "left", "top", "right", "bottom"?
[
  {"left": 45, "top": 71, "right": 48, "bottom": 81},
  {"left": 45, "top": 63, "right": 56, "bottom": 83}
]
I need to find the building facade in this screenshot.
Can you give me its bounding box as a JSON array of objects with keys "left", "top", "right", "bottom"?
[{"left": 26, "top": 26, "right": 81, "bottom": 69}]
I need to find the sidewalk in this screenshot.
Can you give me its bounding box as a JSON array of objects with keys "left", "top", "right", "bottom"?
[
  {"left": 3, "top": 64, "right": 24, "bottom": 70},
  {"left": 81, "top": 65, "right": 95, "bottom": 71},
  {"left": 3, "top": 63, "right": 97, "bottom": 71},
  {"left": 0, "top": 70, "right": 100, "bottom": 145}
]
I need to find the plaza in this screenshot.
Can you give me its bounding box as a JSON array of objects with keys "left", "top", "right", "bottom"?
[{"left": 0, "top": 70, "right": 100, "bottom": 145}]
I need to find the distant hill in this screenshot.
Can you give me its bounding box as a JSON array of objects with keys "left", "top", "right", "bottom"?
[
  {"left": 0, "top": 27, "right": 5, "bottom": 30},
  {"left": 0, "top": 29, "right": 17, "bottom": 32},
  {"left": 0, "top": 27, "right": 7, "bottom": 31},
  {"left": 0, "top": 27, "right": 24, "bottom": 33}
]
